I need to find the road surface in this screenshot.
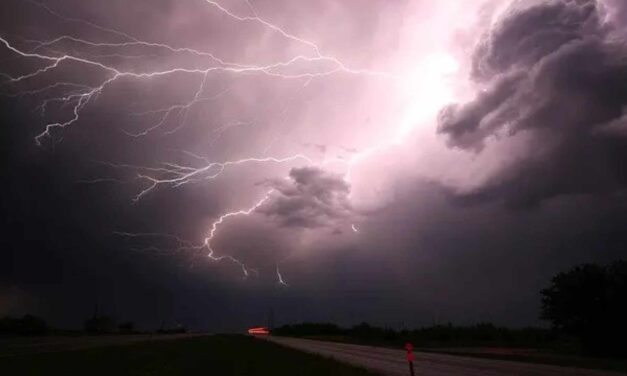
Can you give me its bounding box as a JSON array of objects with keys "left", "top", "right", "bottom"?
[{"left": 268, "top": 337, "right": 624, "bottom": 376}]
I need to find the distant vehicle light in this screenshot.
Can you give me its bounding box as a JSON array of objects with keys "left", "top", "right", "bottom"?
[{"left": 248, "top": 327, "right": 270, "bottom": 335}]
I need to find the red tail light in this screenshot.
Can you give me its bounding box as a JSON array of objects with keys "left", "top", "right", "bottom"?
[{"left": 248, "top": 327, "right": 270, "bottom": 335}]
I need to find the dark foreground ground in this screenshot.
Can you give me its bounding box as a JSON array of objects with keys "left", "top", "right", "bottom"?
[{"left": 0, "top": 335, "right": 378, "bottom": 376}]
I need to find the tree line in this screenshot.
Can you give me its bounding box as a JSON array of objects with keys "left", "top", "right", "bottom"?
[{"left": 275, "top": 260, "right": 627, "bottom": 357}]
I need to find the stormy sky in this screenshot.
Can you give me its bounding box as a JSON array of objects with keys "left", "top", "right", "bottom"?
[{"left": 1, "top": 0, "right": 626, "bottom": 331}]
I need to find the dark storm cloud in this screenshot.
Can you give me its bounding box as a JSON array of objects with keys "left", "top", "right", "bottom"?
[
  {"left": 438, "top": 0, "right": 627, "bottom": 207},
  {"left": 437, "top": 71, "right": 526, "bottom": 150},
  {"left": 3, "top": 0, "right": 627, "bottom": 334},
  {"left": 257, "top": 167, "right": 352, "bottom": 228},
  {"left": 471, "top": 0, "right": 601, "bottom": 80}
]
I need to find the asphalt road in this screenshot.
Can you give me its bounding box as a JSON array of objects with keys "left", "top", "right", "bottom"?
[{"left": 267, "top": 337, "right": 624, "bottom": 376}]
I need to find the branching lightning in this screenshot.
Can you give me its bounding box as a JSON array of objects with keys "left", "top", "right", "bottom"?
[
  {"left": 0, "top": 0, "right": 437, "bottom": 286},
  {"left": 202, "top": 191, "right": 274, "bottom": 277},
  {"left": 123, "top": 154, "right": 312, "bottom": 202}
]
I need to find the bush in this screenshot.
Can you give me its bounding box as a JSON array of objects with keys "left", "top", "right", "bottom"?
[{"left": 0, "top": 314, "right": 48, "bottom": 336}]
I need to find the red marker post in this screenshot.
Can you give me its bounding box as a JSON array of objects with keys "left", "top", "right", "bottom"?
[{"left": 405, "top": 342, "right": 415, "bottom": 376}]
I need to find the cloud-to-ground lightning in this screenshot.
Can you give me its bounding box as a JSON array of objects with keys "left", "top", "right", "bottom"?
[
  {"left": 276, "top": 264, "right": 288, "bottom": 286},
  {"left": 0, "top": 0, "right": 448, "bottom": 285},
  {"left": 201, "top": 190, "right": 274, "bottom": 277}
]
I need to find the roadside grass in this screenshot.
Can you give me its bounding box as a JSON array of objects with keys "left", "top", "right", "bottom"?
[
  {"left": 0, "top": 334, "right": 380, "bottom": 376},
  {"left": 418, "top": 348, "right": 627, "bottom": 374}
]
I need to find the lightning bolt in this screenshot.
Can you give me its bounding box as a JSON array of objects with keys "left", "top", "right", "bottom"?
[
  {"left": 201, "top": 0, "right": 392, "bottom": 78},
  {"left": 103, "top": 154, "right": 313, "bottom": 202},
  {"left": 202, "top": 190, "right": 273, "bottom": 275},
  {"left": 276, "top": 264, "right": 288, "bottom": 286},
  {"left": 0, "top": 0, "right": 433, "bottom": 283}
]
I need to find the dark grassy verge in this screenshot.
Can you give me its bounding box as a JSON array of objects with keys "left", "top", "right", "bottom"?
[
  {"left": 0, "top": 334, "right": 380, "bottom": 376},
  {"left": 418, "top": 348, "right": 627, "bottom": 374}
]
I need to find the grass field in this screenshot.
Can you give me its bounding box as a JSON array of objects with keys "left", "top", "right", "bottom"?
[{"left": 0, "top": 335, "right": 379, "bottom": 376}]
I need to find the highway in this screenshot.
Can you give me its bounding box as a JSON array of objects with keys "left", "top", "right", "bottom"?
[{"left": 268, "top": 337, "right": 624, "bottom": 376}]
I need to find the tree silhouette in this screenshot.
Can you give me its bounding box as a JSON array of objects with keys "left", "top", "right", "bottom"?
[
  {"left": 541, "top": 260, "right": 627, "bottom": 356},
  {"left": 0, "top": 314, "right": 48, "bottom": 336}
]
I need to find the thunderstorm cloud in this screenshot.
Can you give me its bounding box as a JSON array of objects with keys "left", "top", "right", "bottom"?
[
  {"left": 258, "top": 167, "right": 352, "bottom": 229},
  {"left": 1, "top": 0, "right": 627, "bottom": 330},
  {"left": 438, "top": 0, "right": 627, "bottom": 207}
]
